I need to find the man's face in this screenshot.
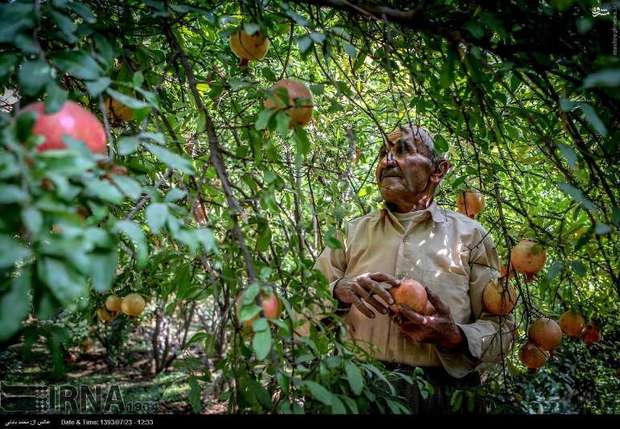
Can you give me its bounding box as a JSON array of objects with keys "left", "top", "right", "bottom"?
[{"left": 375, "top": 127, "right": 445, "bottom": 210}]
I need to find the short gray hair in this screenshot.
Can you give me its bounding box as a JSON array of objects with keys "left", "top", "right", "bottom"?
[{"left": 387, "top": 125, "right": 447, "bottom": 164}]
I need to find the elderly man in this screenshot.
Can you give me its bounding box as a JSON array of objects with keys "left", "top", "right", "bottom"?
[{"left": 313, "top": 125, "right": 514, "bottom": 414}]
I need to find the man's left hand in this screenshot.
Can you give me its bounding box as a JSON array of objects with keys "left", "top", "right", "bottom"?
[{"left": 393, "top": 286, "right": 465, "bottom": 350}]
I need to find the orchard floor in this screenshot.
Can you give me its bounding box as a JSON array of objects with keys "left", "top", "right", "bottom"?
[{"left": 0, "top": 341, "right": 227, "bottom": 414}]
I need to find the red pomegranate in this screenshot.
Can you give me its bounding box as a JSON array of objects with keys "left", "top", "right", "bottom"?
[
  {"left": 559, "top": 310, "right": 585, "bottom": 337},
  {"left": 528, "top": 318, "right": 562, "bottom": 351},
  {"left": 23, "top": 101, "right": 107, "bottom": 154},
  {"left": 582, "top": 323, "right": 600, "bottom": 346}
]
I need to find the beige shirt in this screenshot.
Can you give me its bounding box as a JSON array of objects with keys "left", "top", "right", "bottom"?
[{"left": 313, "top": 201, "right": 515, "bottom": 378}]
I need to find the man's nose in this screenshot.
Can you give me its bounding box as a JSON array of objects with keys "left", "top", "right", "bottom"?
[{"left": 385, "top": 150, "right": 396, "bottom": 166}]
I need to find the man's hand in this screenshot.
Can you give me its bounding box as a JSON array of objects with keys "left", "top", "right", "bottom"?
[
  {"left": 393, "top": 286, "right": 464, "bottom": 350},
  {"left": 333, "top": 272, "right": 399, "bottom": 319}
]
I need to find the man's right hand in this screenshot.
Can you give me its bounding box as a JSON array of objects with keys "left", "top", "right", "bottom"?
[{"left": 333, "top": 272, "right": 399, "bottom": 319}]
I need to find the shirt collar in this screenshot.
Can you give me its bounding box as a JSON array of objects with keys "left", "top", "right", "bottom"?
[{"left": 382, "top": 200, "right": 446, "bottom": 226}]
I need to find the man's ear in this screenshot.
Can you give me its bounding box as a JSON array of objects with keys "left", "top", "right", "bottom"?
[{"left": 430, "top": 160, "right": 451, "bottom": 184}]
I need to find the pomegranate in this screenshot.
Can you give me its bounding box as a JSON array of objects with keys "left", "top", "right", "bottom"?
[
  {"left": 559, "top": 310, "right": 585, "bottom": 337},
  {"left": 482, "top": 280, "right": 517, "bottom": 316},
  {"left": 528, "top": 318, "right": 562, "bottom": 351},
  {"left": 456, "top": 189, "right": 485, "bottom": 218},
  {"left": 23, "top": 101, "right": 107, "bottom": 154},
  {"left": 121, "top": 293, "right": 146, "bottom": 317},
  {"left": 582, "top": 323, "right": 600, "bottom": 346},
  {"left": 510, "top": 239, "right": 546, "bottom": 276},
  {"left": 96, "top": 307, "right": 115, "bottom": 323},
  {"left": 237, "top": 291, "right": 282, "bottom": 333},
  {"left": 105, "top": 97, "right": 134, "bottom": 122},
  {"left": 105, "top": 295, "right": 122, "bottom": 313},
  {"left": 389, "top": 279, "right": 432, "bottom": 315},
  {"left": 519, "top": 342, "right": 549, "bottom": 370},
  {"left": 263, "top": 79, "right": 313, "bottom": 128},
  {"left": 229, "top": 29, "right": 270, "bottom": 65}
]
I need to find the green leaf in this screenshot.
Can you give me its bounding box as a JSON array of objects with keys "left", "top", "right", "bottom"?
[
  {"left": 0, "top": 54, "right": 19, "bottom": 78},
  {"left": 188, "top": 376, "right": 202, "bottom": 413},
  {"left": 0, "top": 269, "right": 32, "bottom": 342},
  {"left": 294, "top": 127, "right": 311, "bottom": 155},
  {"left": 242, "top": 283, "right": 260, "bottom": 304},
  {"left": 0, "top": 3, "right": 34, "bottom": 43},
  {"left": 464, "top": 21, "right": 484, "bottom": 39},
  {"left": 546, "top": 261, "right": 564, "bottom": 282},
  {"left": 0, "top": 184, "right": 28, "bottom": 204},
  {"left": 325, "top": 230, "right": 343, "bottom": 250},
  {"left": 239, "top": 304, "right": 261, "bottom": 322},
  {"left": 252, "top": 318, "right": 269, "bottom": 332},
  {"left": 68, "top": 2, "right": 96, "bottom": 23},
  {"left": 106, "top": 88, "right": 149, "bottom": 109},
  {"left": 297, "top": 36, "right": 313, "bottom": 54},
  {"left": 252, "top": 328, "right": 272, "bottom": 360},
  {"left": 21, "top": 207, "right": 42, "bottom": 236},
  {"left": 143, "top": 143, "right": 194, "bottom": 175},
  {"left": 345, "top": 362, "right": 364, "bottom": 395},
  {"left": 38, "top": 257, "right": 87, "bottom": 304},
  {"left": 89, "top": 250, "right": 118, "bottom": 292},
  {"left": 195, "top": 228, "right": 216, "bottom": 252},
  {"left": 111, "top": 175, "right": 142, "bottom": 200},
  {"left": 309, "top": 32, "right": 326, "bottom": 44},
  {"left": 331, "top": 396, "right": 347, "bottom": 414},
  {"left": 14, "top": 33, "right": 38, "bottom": 55},
  {"left": 139, "top": 132, "right": 165, "bottom": 145},
  {"left": 50, "top": 10, "right": 77, "bottom": 43},
  {"left": 286, "top": 10, "right": 309, "bottom": 27},
  {"left": 343, "top": 42, "right": 356, "bottom": 57},
  {"left": 303, "top": 381, "right": 333, "bottom": 406},
  {"left": 583, "top": 69, "right": 620, "bottom": 88},
  {"left": 0, "top": 236, "right": 31, "bottom": 269},
  {"left": 85, "top": 77, "right": 111, "bottom": 97},
  {"left": 18, "top": 60, "right": 52, "bottom": 96},
  {"left": 557, "top": 143, "right": 577, "bottom": 169},
  {"left": 275, "top": 111, "right": 290, "bottom": 136},
  {"left": 594, "top": 223, "right": 611, "bottom": 235},
  {"left": 558, "top": 183, "right": 597, "bottom": 212},
  {"left": 243, "top": 23, "right": 260, "bottom": 35},
  {"left": 579, "top": 103, "right": 607, "bottom": 137},
  {"left": 118, "top": 136, "right": 140, "bottom": 155},
  {"left": 114, "top": 220, "right": 148, "bottom": 266},
  {"left": 53, "top": 50, "right": 102, "bottom": 80},
  {"left": 559, "top": 99, "right": 607, "bottom": 137},
  {"left": 164, "top": 188, "right": 187, "bottom": 203},
  {"left": 255, "top": 109, "right": 276, "bottom": 131},
  {"left": 45, "top": 81, "right": 68, "bottom": 114},
  {"left": 571, "top": 260, "right": 586, "bottom": 277},
  {"left": 145, "top": 203, "right": 168, "bottom": 234},
  {"left": 85, "top": 178, "right": 124, "bottom": 204}
]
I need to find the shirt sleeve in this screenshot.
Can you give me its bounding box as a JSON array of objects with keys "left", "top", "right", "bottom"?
[{"left": 436, "top": 226, "right": 516, "bottom": 378}]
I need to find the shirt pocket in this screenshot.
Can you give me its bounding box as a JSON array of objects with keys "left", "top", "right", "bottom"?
[{"left": 417, "top": 269, "right": 471, "bottom": 324}]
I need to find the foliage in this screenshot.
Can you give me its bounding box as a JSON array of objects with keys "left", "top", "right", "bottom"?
[{"left": 0, "top": 0, "right": 618, "bottom": 414}]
